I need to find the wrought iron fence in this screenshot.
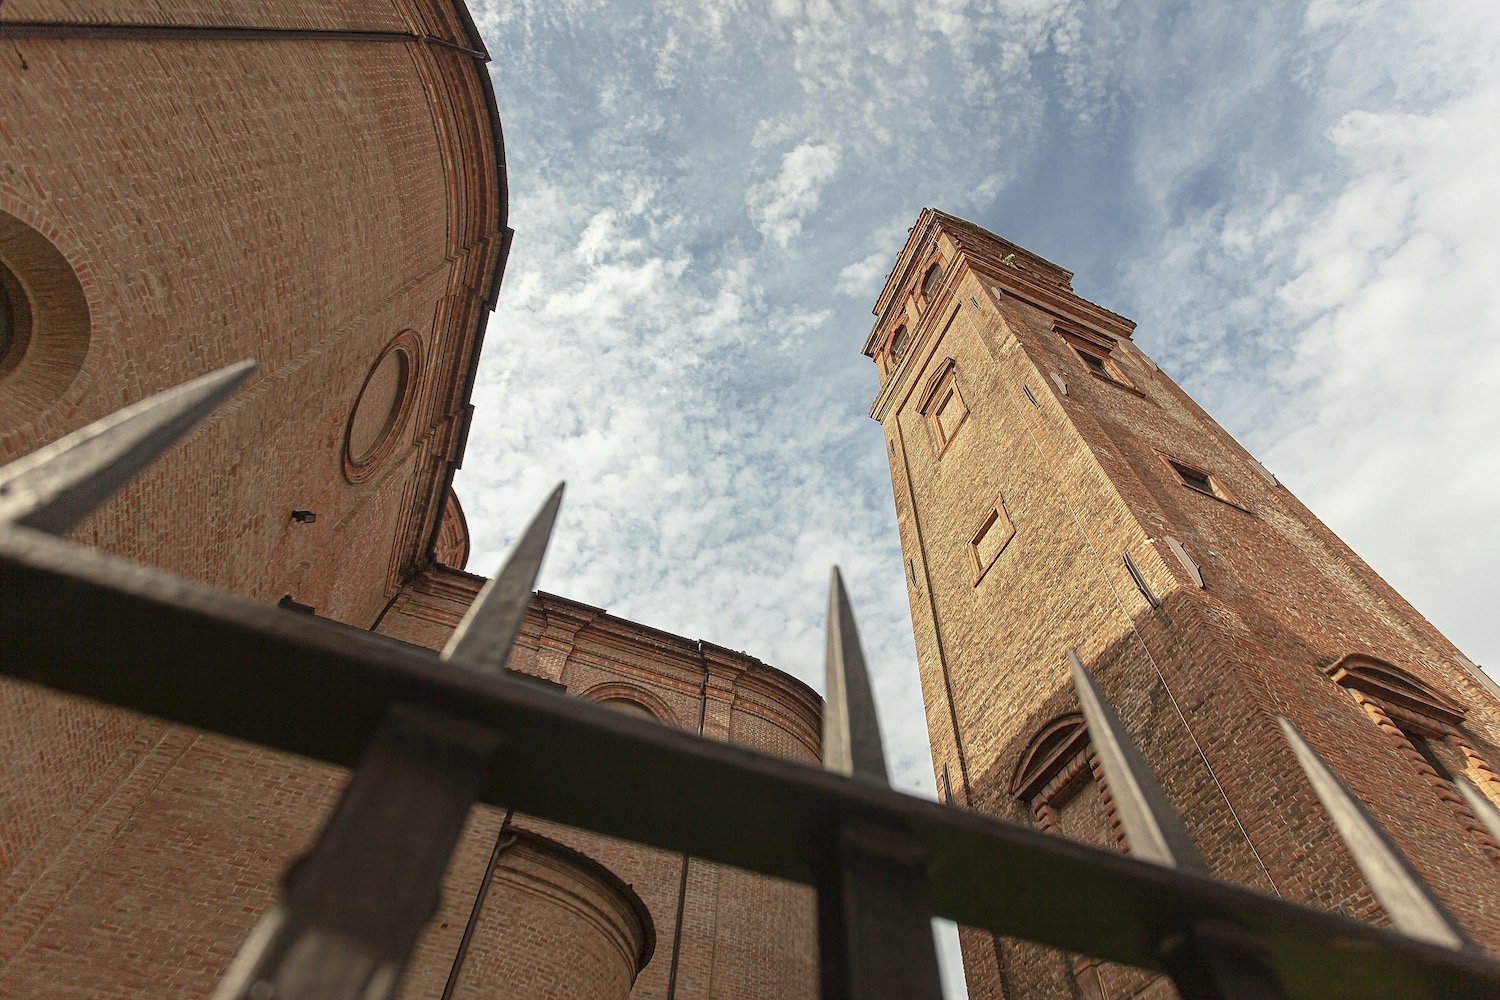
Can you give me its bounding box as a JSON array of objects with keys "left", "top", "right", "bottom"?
[{"left": 3, "top": 363, "right": 1500, "bottom": 999}]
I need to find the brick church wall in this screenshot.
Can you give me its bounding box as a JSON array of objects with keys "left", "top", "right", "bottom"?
[
  {"left": 400, "top": 821, "right": 654, "bottom": 1000},
  {"left": 0, "top": 2, "right": 504, "bottom": 626},
  {"left": 2, "top": 2, "right": 822, "bottom": 997},
  {"left": 0, "top": 4, "right": 516, "bottom": 996}
]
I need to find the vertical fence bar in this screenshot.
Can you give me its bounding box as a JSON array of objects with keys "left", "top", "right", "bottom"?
[
  {"left": 212, "top": 707, "right": 501, "bottom": 1000},
  {"left": 1157, "top": 921, "right": 1287, "bottom": 1000},
  {"left": 818, "top": 825, "right": 945, "bottom": 1000},
  {"left": 818, "top": 568, "right": 943, "bottom": 1000}
]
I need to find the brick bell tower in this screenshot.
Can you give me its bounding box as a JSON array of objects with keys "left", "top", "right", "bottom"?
[{"left": 863, "top": 210, "right": 1500, "bottom": 998}]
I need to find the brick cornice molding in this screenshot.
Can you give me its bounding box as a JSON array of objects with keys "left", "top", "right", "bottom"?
[{"left": 1326, "top": 653, "right": 1465, "bottom": 727}]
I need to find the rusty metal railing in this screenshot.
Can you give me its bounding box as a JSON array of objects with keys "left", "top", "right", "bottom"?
[{"left": 3, "top": 363, "right": 1500, "bottom": 999}]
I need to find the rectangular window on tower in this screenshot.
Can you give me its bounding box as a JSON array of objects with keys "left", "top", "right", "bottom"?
[
  {"left": 933, "top": 383, "right": 965, "bottom": 441},
  {"left": 1071, "top": 344, "right": 1131, "bottom": 386},
  {"left": 1078, "top": 351, "right": 1109, "bottom": 378},
  {"left": 1055, "top": 323, "right": 1133, "bottom": 388},
  {"left": 1163, "top": 456, "right": 1237, "bottom": 505},
  {"left": 917, "top": 360, "right": 968, "bottom": 454},
  {"left": 969, "top": 501, "right": 1015, "bottom": 583}
]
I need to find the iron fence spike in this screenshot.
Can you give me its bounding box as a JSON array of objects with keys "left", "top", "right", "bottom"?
[
  {"left": 1276, "top": 716, "right": 1470, "bottom": 950},
  {"left": 0, "top": 360, "right": 256, "bottom": 535},
  {"left": 823, "top": 566, "right": 889, "bottom": 783},
  {"left": 441, "top": 483, "right": 564, "bottom": 671},
  {"left": 1456, "top": 778, "right": 1500, "bottom": 844},
  {"left": 1068, "top": 651, "right": 1210, "bottom": 874}
]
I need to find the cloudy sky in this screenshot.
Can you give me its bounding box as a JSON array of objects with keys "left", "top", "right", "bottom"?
[{"left": 454, "top": 0, "right": 1499, "bottom": 988}]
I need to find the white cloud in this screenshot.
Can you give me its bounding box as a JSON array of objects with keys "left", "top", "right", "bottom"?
[
  {"left": 1270, "top": 94, "right": 1500, "bottom": 669},
  {"left": 836, "top": 249, "right": 892, "bottom": 299},
  {"left": 746, "top": 142, "right": 842, "bottom": 247},
  {"left": 573, "top": 208, "right": 643, "bottom": 265}
]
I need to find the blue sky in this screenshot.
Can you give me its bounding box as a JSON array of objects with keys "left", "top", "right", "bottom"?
[{"left": 455, "top": 0, "right": 1500, "bottom": 988}]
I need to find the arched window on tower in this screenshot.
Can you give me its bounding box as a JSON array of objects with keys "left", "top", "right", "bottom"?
[
  {"left": 889, "top": 325, "right": 909, "bottom": 363},
  {"left": 920, "top": 261, "right": 945, "bottom": 306},
  {"left": 1011, "top": 714, "right": 1122, "bottom": 850},
  {"left": 1328, "top": 654, "right": 1500, "bottom": 859},
  {"left": 1013, "top": 715, "right": 1163, "bottom": 999}
]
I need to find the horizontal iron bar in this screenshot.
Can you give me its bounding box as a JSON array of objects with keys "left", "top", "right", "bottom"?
[{"left": 1, "top": 529, "right": 1497, "bottom": 999}]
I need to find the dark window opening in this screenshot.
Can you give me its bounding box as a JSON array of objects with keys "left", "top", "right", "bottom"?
[
  {"left": 1408, "top": 732, "right": 1456, "bottom": 783},
  {"left": 1179, "top": 467, "right": 1212, "bottom": 492},
  {"left": 1072, "top": 344, "right": 1133, "bottom": 388},
  {"left": 921, "top": 262, "right": 945, "bottom": 302},
  {"left": 0, "top": 260, "right": 33, "bottom": 378},
  {"left": 1169, "top": 460, "right": 1220, "bottom": 498},
  {"left": 1080, "top": 353, "right": 1109, "bottom": 377},
  {"left": 890, "top": 326, "right": 909, "bottom": 362},
  {"left": 0, "top": 276, "right": 13, "bottom": 359},
  {"left": 1058, "top": 325, "right": 1132, "bottom": 388}
]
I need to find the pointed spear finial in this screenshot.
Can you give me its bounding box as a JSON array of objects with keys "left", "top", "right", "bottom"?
[
  {"left": 1068, "top": 651, "right": 1210, "bottom": 874},
  {"left": 441, "top": 484, "right": 564, "bottom": 672},
  {"left": 0, "top": 360, "right": 256, "bottom": 535},
  {"left": 1070, "top": 657, "right": 1291, "bottom": 995},
  {"left": 1456, "top": 779, "right": 1500, "bottom": 845},
  {"left": 823, "top": 567, "right": 889, "bottom": 783},
  {"left": 1277, "top": 716, "right": 1470, "bottom": 950}
]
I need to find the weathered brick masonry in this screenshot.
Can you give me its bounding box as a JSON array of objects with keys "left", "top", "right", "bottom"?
[
  {"left": 864, "top": 209, "right": 1500, "bottom": 998},
  {"left": 0, "top": 1, "right": 504, "bottom": 620},
  {"left": 0, "top": 3, "right": 818, "bottom": 998}
]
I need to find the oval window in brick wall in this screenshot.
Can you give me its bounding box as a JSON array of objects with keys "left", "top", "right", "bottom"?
[
  {"left": 0, "top": 211, "right": 91, "bottom": 430},
  {"left": 343, "top": 331, "right": 421, "bottom": 482}
]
